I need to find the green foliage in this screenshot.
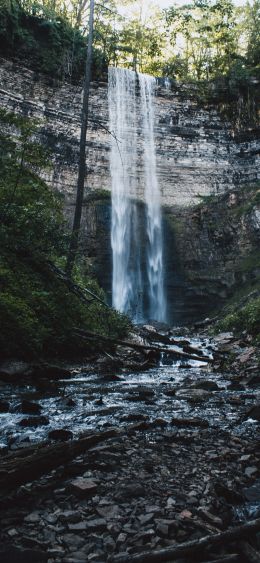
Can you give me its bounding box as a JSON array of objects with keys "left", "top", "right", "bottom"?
[
  {"left": 0, "top": 108, "right": 130, "bottom": 359},
  {"left": 0, "top": 251, "right": 130, "bottom": 359},
  {"left": 0, "top": 108, "right": 67, "bottom": 256},
  {"left": 0, "top": 0, "right": 106, "bottom": 82},
  {"left": 217, "top": 296, "right": 260, "bottom": 336},
  {"left": 0, "top": 0, "right": 259, "bottom": 90}
]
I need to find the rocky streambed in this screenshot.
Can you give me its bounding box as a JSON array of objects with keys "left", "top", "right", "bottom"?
[{"left": 0, "top": 330, "right": 259, "bottom": 562}]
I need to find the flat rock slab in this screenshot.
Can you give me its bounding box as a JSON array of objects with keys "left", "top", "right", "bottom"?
[{"left": 70, "top": 478, "right": 98, "bottom": 497}]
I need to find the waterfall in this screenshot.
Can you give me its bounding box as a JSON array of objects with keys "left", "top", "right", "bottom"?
[
  {"left": 139, "top": 74, "right": 166, "bottom": 322},
  {"left": 108, "top": 67, "right": 166, "bottom": 323}
]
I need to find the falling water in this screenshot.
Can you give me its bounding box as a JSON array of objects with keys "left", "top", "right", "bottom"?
[
  {"left": 108, "top": 67, "right": 166, "bottom": 322},
  {"left": 108, "top": 67, "right": 142, "bottom": 319},
  {"left": 139, "top": 74, "right": 166, "bottom": 322}
]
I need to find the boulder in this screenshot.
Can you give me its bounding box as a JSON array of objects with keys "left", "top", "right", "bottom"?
[
  {"left": 20, "top": 400, "right": 42, "bottom": 415},
  {"left": 48, "top": 429, "right": 73, "bottom": 441},
  {"left": 191, "top": 380, "right": 219, "bottom": 391},
  {"left": 171, "top": 417, "right": 209, "bottom": 428},
  {"left": 0, "top": 400, "right": 10, "bottom": 413},
  {"left": 19, "top": 416, "right": 49, "bottom": 427}
]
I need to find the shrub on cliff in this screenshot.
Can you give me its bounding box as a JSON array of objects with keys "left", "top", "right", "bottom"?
[{"left": 216, "top": 294, "right": 260, "bottom": 341}]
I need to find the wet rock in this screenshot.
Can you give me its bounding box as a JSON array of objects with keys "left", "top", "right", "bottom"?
[
  {"left": 70, "top": 478, "right": 98, "bottom": 497},
  {"left": 24, "top": 512, "right": 41, "bottom": 523},
  {"left": 192, "top": 380, "right": 219, "bottom": 391},
  {"left": 65, "top": 398, "right": 76, "bottom": 407},
  {"left": 0, "top": 360, "right": 31, "bottom": 379},
  {"left": 245, "top": 466, "right": 258, "bottom": 478},
  {"left": 62, "top": 534, "right": 85, "bottom": 549},
  {"left": 48, "top": 429, "right": 73, "bottom": 441},
  {"left": 164, "top": 388, "right": 176, "bottom": 397},
  {"left": 152, "top": 418, "right": 168, "bottom": 427},
  {"left": 0, "top": 400, "right": 10, "bottom": 412},
  {"left": 103, "top": 536, "right": 116, "bottom": 552},
  {"left": 175, "top": 388, "right": 210, "bottom": 403},
  {"left": 85, "top": 518, "right": 106, "bottom": 532},
  {"left": 247, "top": 373, "right": 260, "bottom": 387},
  {"left": 59, "top": 511, "right": 83, "bottom": 524},
  {"left": 68, "top": 521, "right": 88, "bottom": 531},
  {"left": 243, "top": 480, "right": 260, "bottom": 502},
  {"left": 244, "top": 405, "right": 260, "bottom": 421},
  {"left": 214, "top": 332, "right": 235, "bottom": 345},
  {"left": 171, "top": 417, "right": 209, "bottom": 428},
  {"left": 9, "top": 435, "right": 30, "bottom": 450},
  {"left": 19, "top": 416, "right": 49, "bottom": 427},
  {"left": 20, "top": 400, "right": 42, "bottom": 415},
  {"left": 229, "top": 381, "right": 245, "bottom": 391},
  {"left": 96, "top": 357, "right": 122, "bottom": 375},
  {"left": 123, "top": 413, "right": 149, "bottom": 422}
]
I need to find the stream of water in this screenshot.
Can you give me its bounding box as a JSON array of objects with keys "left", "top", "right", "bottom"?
[{"left": 0, "top": 336, "right": 258, "bottom": 450}]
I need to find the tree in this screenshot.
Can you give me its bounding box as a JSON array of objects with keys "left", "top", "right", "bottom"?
[
  {"left": 164, "top": 0, "right": 240, "bottom": 81},
  {"left": 66, "top": 0, "right": 95, "bottom": 276}
]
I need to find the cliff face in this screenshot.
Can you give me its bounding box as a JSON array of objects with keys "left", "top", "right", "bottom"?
[
  {"left": 164, "top": 186, "right": 260, "bottom": 322},
  {"left": 0, "top": 58, "right": 259, "bottom": 323},
  {"left": 1, "top": 58, "right": 259, "bottom": 208}
]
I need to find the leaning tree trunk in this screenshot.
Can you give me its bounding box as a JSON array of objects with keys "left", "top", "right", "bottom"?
[{"left": 66, "top": 0, "right": 95, "bottom": 276}]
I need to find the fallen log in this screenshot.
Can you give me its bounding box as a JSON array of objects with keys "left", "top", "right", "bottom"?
[
  {"left": 74, "top": 328, "right": 213, "bottom": 364},
  {"left": 239, "top": 541, "right": 260, "bottom": 563},
  {"left": 0, "top": 420, "right": 155, "bottom": 493},
  {"left": 0, "top": 428, "right": 121, "bottom": 492},
  {"left": 113, "top": 518, "right": 260, "bottom": 563},
  {"left": 203, "top": 556, "right": 239, "bottom": 563}
]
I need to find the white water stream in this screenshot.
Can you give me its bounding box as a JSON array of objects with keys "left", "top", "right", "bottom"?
[{"left": 108, "top": 67, "right": 166, "bottom": 322}]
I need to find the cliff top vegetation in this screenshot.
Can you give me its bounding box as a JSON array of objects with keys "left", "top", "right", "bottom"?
[{"left": 0, "top": 0, "right": 259, "bottom": 87}]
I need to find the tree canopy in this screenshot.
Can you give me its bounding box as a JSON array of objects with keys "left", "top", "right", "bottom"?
[{"left": 0, "top": 0, "right": 259, "bottom": 84}]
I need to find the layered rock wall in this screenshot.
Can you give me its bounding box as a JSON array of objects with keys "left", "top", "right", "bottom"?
[{"left": 0, "top": 58, "right": 259, "bottom": 211}]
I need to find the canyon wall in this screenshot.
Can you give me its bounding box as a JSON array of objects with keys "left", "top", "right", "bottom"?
[{"left": 0, "top": 58, "right": 259, "bottom": 322}]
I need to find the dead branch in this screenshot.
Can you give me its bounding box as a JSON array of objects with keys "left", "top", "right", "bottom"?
[
  {"left": 0, "top": 428, "right": 120, "bottom": 492},
  {"left": 113, "top": 518, "right": 260, "bottom": 563},
  {"left": 74, "top": 328, "right": 213, "bottom": 363},
  {"left": 47, "top": 260, "right": 109, "bottom": 308},
  {"left": 239, "top": 541, "right": 260, "bottom": 563}
]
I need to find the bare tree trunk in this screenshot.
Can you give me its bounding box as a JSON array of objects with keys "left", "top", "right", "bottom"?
[{"left": 66, "top": 0, "right": 95, "bottom": 276}]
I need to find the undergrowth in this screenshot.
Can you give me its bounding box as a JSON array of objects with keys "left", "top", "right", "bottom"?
[{"left": 0, "top": 108, "right": 130, "bottom": 360}]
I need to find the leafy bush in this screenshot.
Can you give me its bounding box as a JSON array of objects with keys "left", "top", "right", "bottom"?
[
  {"left": 0, "top": 108, "right": 130, "bottom": 359},
  {"left": 217, "top": 296, "right": 260, "bottom": 337},
  {"left": 0, "top": 0, "right": 106, "bottom": 82},
  {"left": 0, "top": 252, "right": 130, "bottom": 359}
]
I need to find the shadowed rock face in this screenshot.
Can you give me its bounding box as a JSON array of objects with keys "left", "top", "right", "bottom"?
[{"left": 0, "top": 58, "right": 259, "bottom": 324}]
